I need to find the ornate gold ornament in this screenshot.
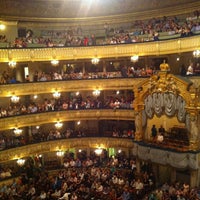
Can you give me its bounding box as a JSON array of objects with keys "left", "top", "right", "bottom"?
[{"left": 148, "top": 61, "right": 179, "bottom": 95}]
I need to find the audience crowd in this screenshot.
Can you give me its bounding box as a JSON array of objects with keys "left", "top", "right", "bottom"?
[
  {"left": 0, "top": 125, "right": 135, "bottom": 152},
  {"left": 0, "top": 152, "right": 156, "bottom": 200},
  {"left": 0, "top": 65, "right": 154, "bottom": 85},
  {"left": 1, "top": 59, "right": 199, "bottom": 87},
  {"left": 0, "top": 10, "right": 199, "bottom": 48},
  {"left": 0, "top": 152, "right": 199, "bottom": 200},
  {"left": 0, "top": 93, "right": 134, "bottom": 117}
]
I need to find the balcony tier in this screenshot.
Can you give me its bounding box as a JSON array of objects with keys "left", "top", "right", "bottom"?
[
  {"left": 0, "top": 36, "right": 199, "bottom": 63},
  {"left": 0, "top": 109, "right": 135, "bottom": 130},
  {"left": 0, "top": 137, "right": 134, "bottom": 162},
  {"left": 0, "top": 78, "right": 146, "bottom": 97}
]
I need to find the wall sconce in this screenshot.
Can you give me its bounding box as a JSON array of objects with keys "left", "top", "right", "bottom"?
[
  {"left": 17, "top": 158, "right": 25, "bottom": 166},
  {"left": 91, "top": 58, "right": 100, "bottom": 65},
  {"left": 14, "top": 128, "right": 23, "bottom": 136},
  {"left": 11, "top": 95, "right": 20, "bottom": 103},
  {"left": 93, "top": 90, "right": 101, "bottom": 96},
  {"left": 56, "top": 151, "right": 64, "bottom": 157},
  {"left": 193, "top": 50, "right": 200, "bottom": 58},
  {"left": 51, "top": 60, "right": 59, "bottom": 66},
  {"left": 53, "top": 91, "right": 61, "bottom": 99},
  {"left": 131, "top": 55, "right": 139, "bottom": 62},
  {"left": 55, "top": 121, "right": 63, "bottom": 129},
  {"left": 94, "top": 148, "right": 103, "bottom": 155},
  {"left": 77, "top": 121, "right": 81, "bottom": 125},
  {"left": 8, "top": 61, "right": 17, "bottom": 68}
]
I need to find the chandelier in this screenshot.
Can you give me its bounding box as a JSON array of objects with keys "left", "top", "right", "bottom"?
[
  {"left": 56, "top": 151, "right": 64, "bottom": 157},
  {"left": 131, "top": 55, "right": 139, "bottom": 62},
  {"left": 94, "top": 148, "right": 103, "bottom": 155},
  {"left": 11, "top": 95, "right": 20, "bottom": 103},
  {"left": 0, "top": 24, "right": 5, "bottom": 30},
  {"left": 8, "top": 61, "right": 17, "bottom": 68},
  {"left": 53, "top": 91, "right": 61, "bottom": 99},
  {"left": 91, "top": 58, "right": 100, "bottom": 65},
  {"left": 93, "top": 90, "right": 100, "bottom": 96},
  {"left": 14, "top": 128, "right": 23, "bottom": 135},
  {"left": 55, "top": 121, "right": 63, "bottom": 129},
  {"left": 33, "top": 95, "right": 38, "bottom": 99},
  {"left": 193, "top": 50, "right": 200, "bottom": 58},
  {"left": 17, "top": 158, "right": 25, "bottom": 166},
  {"left": 51, "top": 60, "right": 59, "bottom": 66}
]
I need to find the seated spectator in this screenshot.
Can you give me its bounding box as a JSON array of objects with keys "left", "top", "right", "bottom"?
[
  {"left": 194, "top": 63, "right": 200, "bottom": 75},
  {"left": 51, "top": 189, "right": 61, "bottom": 199},
  {"left": 38, "top": 190, "right": 47, "bottom": 199},
  {"left": 9, "top": 77, "right": 17, "bottom": 84},
  {"left": 180, "top": 64, "right": 186, "bottom": 76},
  {"left": 146, "top": 67, "right": 153, "bottom": 76},
  {"left": 58, "top": 192, "right": 70, "bottom": 200},
  {"left": 25, "top": 75, "right": 30, "bottom": 82},
  {"left": 153, "top": 32, "right": 159, "bottom": 41},
  {"left": 186, "top": 63, "right": 194, "bottom": 75},
  {"left": 157, "top": 133, "right": 164, "bottom": 143}
]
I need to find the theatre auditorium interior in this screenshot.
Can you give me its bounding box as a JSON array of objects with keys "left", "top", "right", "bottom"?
[{"left": 0, "top": 0, "right": 200, "bottom": 199}]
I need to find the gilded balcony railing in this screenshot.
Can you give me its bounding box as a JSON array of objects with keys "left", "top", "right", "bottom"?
[
  {"left": 0, "top": 109, "right": 135, "bottom": 130},
  {"left": 0, "top": 137, "right": 135, "bottom": 162},
  {"left": 0, "top": 36, "right": 199, "bottom": 62},
  {"left": 0, "top": 78, "right": 146, "bottom": 97}
]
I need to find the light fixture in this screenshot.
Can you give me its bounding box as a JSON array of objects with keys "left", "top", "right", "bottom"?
[
  {"left": 93, "top": 90, "right": 101, "bottom": 96},
  {"left": 91, "top": 58, "right": 100, "bottom": 65},
  {"left": 55, "top": 121, "right": 63, "bottom": 129},
  {"left": 36, "top": 126, "right": 40, "bottom": 129},
  {"left": 193, "top": 50, "right": 200, "bottom": 58},
  {"left": 78, "top": 149, "right": 82, "bottom": 153},
  {"left": 118, "top": 149, "right": 122, "bottom": 153},
  {"left": 53, "top": 91, "right": 61, "bottom": 99},
  {"left": 17, "top": 158, "right": 25, "bottom": 166},
  {"left": 131, "top": 55, "right": 139, "bottom": 62},
  {"left": 95, "top": 148, "right": 103, "bottom": 155},
  {"left": 11, "top": 95, "right": 20, "bottom": 103},
  {"left": 0, "top": 24, "right": 5, "bottom": 30},
  {"left": 77, "top": 121, "right": 81, "bottom": 125},
  {"left": 8, "top": 61, "right": 17, "bottom": 68},
  {"left": 76, "top": 91, "right": 80, "bottom": 96},
  {"left": 14, "top": 128, "right": 23, "bottom": 136},
  {"left": 51, "top": 60, "right": 59, "bottom": 66},
  {"left": 33, "top": 95, "right": 38, "bottom": 99},
  {"left": 116, "top": 90, "right": 120, "bottom": 95},
  {"left": 56, "top": 151, "right": 64, "bottom": 157}
]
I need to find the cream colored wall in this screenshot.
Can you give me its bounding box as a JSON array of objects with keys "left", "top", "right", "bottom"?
[
  {"left": 167, "top": 52, "right": 193, "bottom": 75},
  {"left": 1, "top": 22, "right": 18, "bottom": 44},
  {"left": 145, "top": 115, "right": 185, "bottom": 140}
]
